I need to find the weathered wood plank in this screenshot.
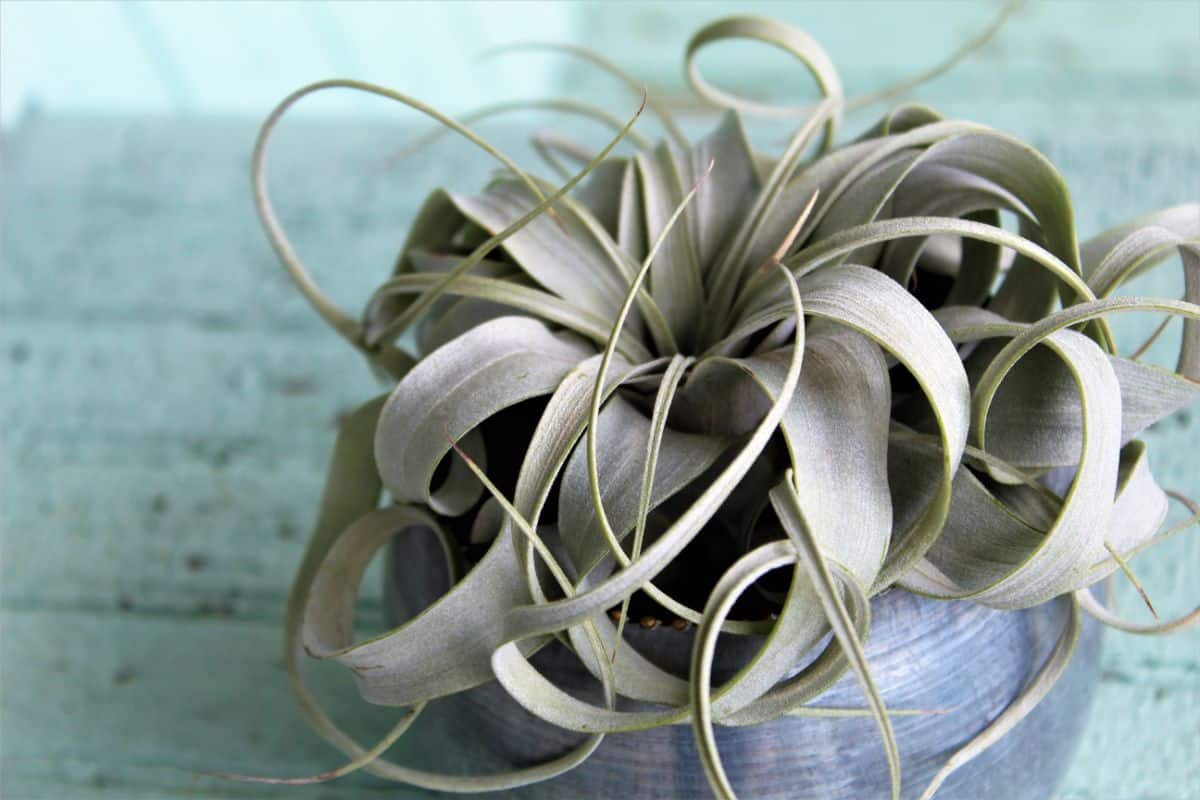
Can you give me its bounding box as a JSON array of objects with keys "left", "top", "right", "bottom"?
[{"left": 0, "top": 611, "right": 420, "bottom": 799}]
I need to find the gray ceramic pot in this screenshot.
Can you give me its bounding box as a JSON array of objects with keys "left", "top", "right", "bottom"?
[{"left": 383, "top": 530, "right": 1101, "bottom": 800}]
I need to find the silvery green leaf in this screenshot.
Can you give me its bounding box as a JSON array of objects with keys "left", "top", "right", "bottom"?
[
  {"left": 704, "top": 101, "right": 838, "bottom": 321},
  {"left": 558, "top": 394, "right": 727, "bottom": 580},
  {"left": 725, "top": 322, "right": 893, "bottom": 587},
  {"left": 733, "top": 215, "right": 1097, "bottom": 326},
  {"left": 678, "top": 112, "right": 760, "bottom": 272},
  {"left": 939, "top": 307, "right": 1200, "bottom": 468},
  {"left": 878, "top": 164, "right": 1020, "bottom": 301},
  {"left": 1084, "top": 212, "right": 1200, "bottom": 378},
  {"left": 1080, "top": 202, "right": 1200, "bottom": 279},
  {"left": 448, "top": 181, "right": 635, "bottom": 325},
  {"left": 794, "top": 265, "right": 970, "bottom": 589},
  {"left": 738, "top": 134, "right": 881, "bottom": 273},
  {"left": 576, "top": 158, "right": 629, "bottom": 237},
  {"left": 637, "top": 144, "right": 706, "bottom": 350},
  {"left": 366, "top": 269, "right": 652, "bottom": 362},
  {"left": 767, "top": 479, "right": 900, "bottom": 800},
  {"left": 402, "top": 247, "right": 519, "bottom": 350},
  {"left": 616, "top": 159, "right": 648, "bottom": 263},
  {"left": 961, "top": 322, "right": 1123, "bottom": 607},
  {"left": 853, "top": 103, "right": 943, "bottom": 140},
  {"left": 500, "top": 266, "right": 805, "bottom": 647},
  {"left": 277, "top": 399, "right": 601, "bottom": 791},
  {"left": 375, "top": 316, "right": 592, "bottom": 515},
  {"left": 810, "top": 148, "right": 923, "bottom": 263},
  {"left": 982, "top": 346, "right": 1200, "bottom": 467}
]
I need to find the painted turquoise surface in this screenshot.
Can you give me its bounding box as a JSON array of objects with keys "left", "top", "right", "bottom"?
[{"left": 1, "top": 1, "right": 1198, "bottom": 798}]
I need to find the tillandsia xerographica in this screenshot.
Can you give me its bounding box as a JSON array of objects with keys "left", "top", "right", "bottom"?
[{"left": 240, "top": 7, "right": 1200, "bottom": 799}]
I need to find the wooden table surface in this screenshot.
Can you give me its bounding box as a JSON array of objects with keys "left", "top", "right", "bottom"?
[{"left": 2, "top": 3, "right": 1198, "bottom": 798}]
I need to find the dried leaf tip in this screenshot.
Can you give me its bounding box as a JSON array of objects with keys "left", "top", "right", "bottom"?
[
  {"left": 775, "top": 189, "right": 820, "bottom": 262},
  {"left": 762, "top": 189, "right": 820, "bottom": 274}
]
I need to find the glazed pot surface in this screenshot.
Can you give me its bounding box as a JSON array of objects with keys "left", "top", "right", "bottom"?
[{"left": 382, "top": 533, "right": 1101, "bottom": 800}]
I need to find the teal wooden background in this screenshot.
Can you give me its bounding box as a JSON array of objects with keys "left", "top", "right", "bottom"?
[
  {"left": 0, "top": 1, "right": 576, "bottom": 125},
  {"left": 2, "top": 1, "right": 1198, "bottom": 798}
]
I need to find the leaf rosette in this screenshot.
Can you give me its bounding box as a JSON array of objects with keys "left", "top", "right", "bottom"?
[{"left": 242, "top": 8, "right": 1200, "bottom": 798}]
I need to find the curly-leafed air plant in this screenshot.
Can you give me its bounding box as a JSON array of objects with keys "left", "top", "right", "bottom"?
[{"left": 240, "top": 8, "right": 1200, "bottom": 800}]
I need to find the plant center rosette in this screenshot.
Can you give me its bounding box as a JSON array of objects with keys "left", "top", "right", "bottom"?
[{"left": 244, "top": 12, "right": 1200, "bottom": 800}]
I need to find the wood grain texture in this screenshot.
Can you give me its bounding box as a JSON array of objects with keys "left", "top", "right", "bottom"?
[
  {"left": 0, "top": 0, "right": 576, "bottom": 124},
  {"left": 2, "top": 3, "right": 1198, "bottom": 798}
]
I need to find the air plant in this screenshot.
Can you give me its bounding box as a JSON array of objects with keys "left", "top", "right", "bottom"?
[{"left": 242, "top": 8, "right": 1200, "bottom": 800}]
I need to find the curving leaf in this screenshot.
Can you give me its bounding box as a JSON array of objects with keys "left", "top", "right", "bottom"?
[
  {"left": 893, "top": 437, "right": 1167, "bottom": 602},
  {"left": 276, "top": 399, "right": 605, "bottom": 792},
  {"left": 502, "top": 354, "right": 706, "bottom": 705},
  {"left": 496, "top": 264, "right": 806, "bottom": 678},
  {"left": 793, "top": 265, "right": 970, "bottom": 590},
  {"left": 637, "top": 144, "right": 706, "bottom": 349},
  {"left": 375, "top": 316, "right": 592, "bottom": 515},
  {"left": 366, "top": 267, "right": 653, "bottom": 362},
  {"left": 960, "top": 322, "right": 1124, "bottom": 608},
  {"left": 576, "top": 158, "right": 630, "bottom": 236},
  {"left": 982, "top": 346, "right": 1200, "bottom": 467},
  {"left": 768, "top": 477, "right": 900, "bottom": 800},
  {"left": 1080, "top": 203, "right": 1200, "bottom": 278},
  {"left": 616, "top": 158, "right": 648, "bottom": 263},
  {"left": 448, "top": 180, "right": 636, "bottom": 324},
  {"left": 680, "top": 112, "right": 761, "bottom": 273},
  {"left": 723, "top": 321, "right": 893, "bottom": 587},
  {"left": 940, "top": 307, "right": 1200, "bottom": 468},
  {"left": 558, "top": 394, "right": 727, "bottom": 579}
]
